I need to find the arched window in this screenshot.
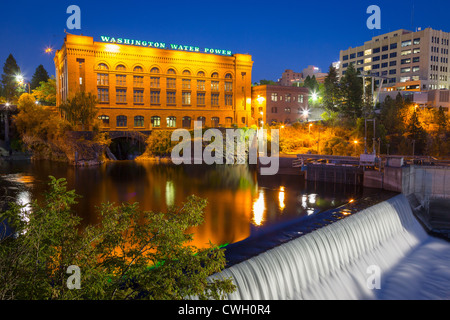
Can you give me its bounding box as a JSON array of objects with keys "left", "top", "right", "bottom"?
[
  {"left": 225, "top": 117, "right": 233, "bottom": 127},
  {"left": 151, "top": 116, "right": 161, "bottom": 128},
  {"left": 150, "top": 67, "right": 160, "bottom": 74},
  {"left": 98, "top": 63, "right": 109, "bottom": 70},
  {"left": 134, "top": 116, "right": 144, "bottom": 127},
  {"left": 182, "top": 70, "right": 191, "bottom": 76},
  {"left": 98, "top": 115, "right": 110, "bottom": 126},
  {"left": 211, "top": 117, "right": 220, "bottom": 127},
  {"left": 182, "top": 116, "right": 192, "bottom": 128},
  {"left": 116, "top": 115, "right": 127, "bottom": 127},
  {"left": 116, "top": 64, "right": 126, "bottom": 71},
  {"left": 211, "top": 72, "right": 219, "bottom": 78},
  {"left": 197, "top": 116, "right": 206, "bottom": 126},
  {"left": 167, "top": 68, "right": 176, "bottom": 75},
  {"left": 167, "top": 116, "right": 176, "bottom": 128},
  {"left": 197, "top": 71, "right": 205, "bottom": 77},
  {"left": 133, "top": 66, "right": 143, "bottom": 73},
  {"left": 225, "top": 73, "right": 233, "bottom": 79}
]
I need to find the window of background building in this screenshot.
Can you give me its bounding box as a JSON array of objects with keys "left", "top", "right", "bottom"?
[
  {"left": 167, "top": 116, "right": 176, "bottom": 128},
  {"left": 134, "top": 116, "right": 144, "bottom": 127},
  {"left": 225, "top": 94, "right": 233, "bottom": 106},
  {"left": 116, "top": 89, "right": 127, "bottom": 103},
  {"left": 116, "top": 65, "right": 126, "bottom": 71},
  {"left": 134, "top": 66, "right": 143, "bottom": 73},
  {"left": 211, "top": 72, "right": 219, "bottom": 78},
  {"left": 211, "top": 117, "right": 220, "bottom": 127},
  {"left": 167, "top": 91, "right": 176, "bottom": 105},
  {"left": 390, "top": 43, "right": 398, "bottom": 50},
  {"left": 225, "top": 82, "right": 233, "bottom": 92},
  {"left": 211, "top": 93, "right": 219, "bottom": 106},
  {"left": 182, "top": 70, "right": 191, "bottom": 76},
  {"left": 285, "top": 107, "right": 291, "bottom": 114},
  {"left": 182, "top": 116, "right": 191, "bottom": 128},
  {"left": 116, "top": 115, "right": 127, "bottom": 127},
  {"left": 197, "top": 92, "right": 205, "bottom": 105},
  {"left": 151, "top": 116, "right": 161, "bottom": 128},
  {"left": 97, "top": 74, "right": 109, "bottom": 85},
  {"left": 150, "top": 67, "right": 160, "bottom": 74},
  {"left": 98, "top": 88, "right": 109, "bottom": 102},
  {"left": 98, "top": 63, "right": 109, "bottom": 70},
  {"left": 167, "top": 78, "right": 176, "bottom": 89},
  {"left": 134, "top": 76, "right": 144, "bottom": 87},
  {"left": 198, "top": 116, "right": 206, "bottom": 126},
  {"left": 98, "top": 115, "right": 109, "bottom": 126},
  {"left": 150, "top": 77, "right": 160, "bottom": 88},
  {"left": 182, "top": 79, "right": 191, "bottom": 89},
  {"left": 197, "top": 71, "right": 205, "bottom": 77},
  {"left": 211, "top": 81, "right": 219, "bottom": 91},
  {"left": 133, "top": 90, "right": 144, "bottom": 104},
  {"left": 271, "top": 93, "right": 278, "bottom": 102},
  {"left": 182, "top": 92, "right": 191, "bottom": 105},
  {"left": 197, "top": 80, "right": 206, "bottom": 91},
  {"left": 116, "top": 74, "right": 126, "bottom": 86},
  {"left": 150, "top": 91, "right": 160, "bottom": 104},
  {"left": 271, "top": 107, "right": 278, "bottom": 113},
  {"left": 167, "top": 68, "right": 176, "bottom": 75}
]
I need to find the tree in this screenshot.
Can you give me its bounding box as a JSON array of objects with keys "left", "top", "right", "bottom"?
[
  {"left": 0, "top": 176, "right": 235, "bottom": 300},
  {"left": 59, "top": 91, "right": 98, "bottom": 130},
  {"left": 1, "top": 54, "right": 22, "bottom": 102},
  {"left": 30, "top": 65, "right": 50, "bottom": 91},
  {"left": 32, "top": 77, "right": 56, "bottom": 106},
  {"left": 339, "top": 64, "right": 363, "bottom": 122},
  {"left": 407, "top": 108, "right": 427, "bottom": 155},
  {"left": 323, "top": 65, "right": 341, "bottom": 113}
]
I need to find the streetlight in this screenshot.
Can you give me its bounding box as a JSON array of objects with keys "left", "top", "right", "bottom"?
[
  {"left": 16, "top": 74, "right": 30, "bottom": 94},
  {"left": 302, "top": 108, "right": 310, "bottom": 122},
  {"left": 353, "top": 140, "right": 359, "bottom": 156},
  {"left": 309, "top": 123, "right": 313, "bottom": 134}
]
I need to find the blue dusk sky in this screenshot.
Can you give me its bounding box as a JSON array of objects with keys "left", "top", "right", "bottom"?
[{"left": 1, "top": 0, "right": 450, "bottom": 83}]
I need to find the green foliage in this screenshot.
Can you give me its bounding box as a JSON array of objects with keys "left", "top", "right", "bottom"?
[
  {"left": 1, "top": 54, "right": 22, "bottom": 102},
  {"left": 30, "top": 65, "right": 50, "bottom": 91},
  {"left": 143, "top": 131, "right": 174, "bottom": 157},
  {"left": 14, "top": 93, "right": 68, "bottom": 140},
  {"left": 59, "top": 92, "right": 98, "bottom": 130},
  {"left": 32, "top": 77, "right": 56, "bottom": 106},
  {"left": 0, "top": 177, "right": 235, "bottom": 300},
  {"left": 339, "top": 64, "right": 363, "bottom": 122}
]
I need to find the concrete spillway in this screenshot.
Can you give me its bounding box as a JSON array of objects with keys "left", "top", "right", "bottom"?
[{"left": 211, "top": 194, "right": 450, "bottom": 300}]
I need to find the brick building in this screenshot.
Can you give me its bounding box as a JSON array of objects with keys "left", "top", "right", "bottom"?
[{"left": 54, "top": 34, "right": 254, "bottom": 130}]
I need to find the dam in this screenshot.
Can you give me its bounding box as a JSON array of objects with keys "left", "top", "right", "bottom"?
[{"left": 211, "top": 166, "right": 450, "bottom": 300}]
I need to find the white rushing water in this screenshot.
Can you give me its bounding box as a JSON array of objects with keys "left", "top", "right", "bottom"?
[{"left": 211, "top": 194, "right": 450, "bottom": 300}]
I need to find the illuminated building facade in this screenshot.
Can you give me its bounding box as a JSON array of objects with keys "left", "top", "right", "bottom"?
[
  {"left": 54, "top": 34, "right": 254, "bottom": 130},
  {"left": 251, "top": 85, "right": 310, "bottom": 126}
]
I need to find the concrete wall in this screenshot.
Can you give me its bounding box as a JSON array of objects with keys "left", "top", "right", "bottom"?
[{"left": 402, "top": 165, "right": 450, "bottom": 200}]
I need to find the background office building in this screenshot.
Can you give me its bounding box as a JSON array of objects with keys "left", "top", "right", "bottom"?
[
  {"left": 339, "top": 28, "right": 450, "bottom": 91},
  {"left": 54, "top": 34, "right": 254, "bottom": 131}
]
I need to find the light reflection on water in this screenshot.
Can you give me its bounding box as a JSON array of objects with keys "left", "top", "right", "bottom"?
[{"left": 0, "top": 160, "right": 364, "bottom": 249}]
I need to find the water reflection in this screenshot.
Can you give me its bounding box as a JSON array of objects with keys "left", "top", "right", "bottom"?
[{"left": 0, "top": 160, "right": 365, "bottom": 250}]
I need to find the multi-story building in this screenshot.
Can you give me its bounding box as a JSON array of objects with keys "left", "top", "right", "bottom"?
[
  {"left": 279, "top": 69, "right": 303, "bottom": 86},
  {"left": 54, "top": 34, "right": 254, "bottom": 130},
  {"left": 251, "top": 85, "right": 310, "bottom": 126},
  {"left": 339, "top": 28, "right": 450, "bottom": 91}
]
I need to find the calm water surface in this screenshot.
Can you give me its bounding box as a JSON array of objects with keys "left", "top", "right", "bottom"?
[{"left": 0, "top": 160, "right": 364, "bottom": 249}]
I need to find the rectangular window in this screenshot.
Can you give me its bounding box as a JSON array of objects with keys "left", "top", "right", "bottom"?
[
  {"left": 364, "top": 57, "right": 372, "bottom": 64},
  {"left": 225, "top": 94, "right": 233, "bottom": 106},
  {"left": 402, "top": 40, "right": 412, "bottom": 47},
  {"left": 97, "top": 74, "right": 109, "bottom": 86},
  {"left": 271, "top": 93, "right": 278, "bottom": 102},
  {"left": 382, "top": 45, "right": 389, "bottom": 51},
  {"left": 413, "top": 48, "right": 421, "bottom": 54},
  {"left": 373, "top": 64, "right": 380, "bottom": 70},
  {"left": 412, "top": 66, "right": 420, "bottom": 73},
  {"left": 413, "top": 38, "right": 420, "bottom": 45},
  {"left": 401, "top": 67, "right": 411, "bottom": 73},
  {"left": 211, "top": 93, "right": 219, "bottom": 106},
  {"left": 197, "top": 92, "right": 205, "bottom": 105},
  {"left": 116, "top": 89, "right": 126, "bottom": 103},
  {"left": 167, "top": 91, "right": 176, "bottom": 104},
  {"left": 197, "top": 80, "right": 205, "bottom": 91},
  {"left": 211, "top": 81, "right": 219, "bottom": 91},
  {"left": 298, "top": 95, "right": 304, "bottom": 103},
  {"left": 382, "top": 54, "right": 388, "bottom": 60},
  {"left": 271, "top": 107, "right": 278, "bottom": 113},
  {"left": 225, "top": 82, "right": 233, "bottom": 92},
  {"left": 413, "top": 57, "right": 420, "bottom": 63},
  {"left": 150, "top": 91, "right": 160, "bottom": 104},
  {"left": 357, "top": 51, "right": 364, "bottom": 57},
  {"left": 285, "top": 94, "right": 291, "bottom": 102},
  {"left": 167, "top": 78, "right": 176, "bottom": 89},
  {"left": 373, "top": 47, "right": 380, "bottom": 53},
  {"left": 98, "top": 88, "right": 109, "bottom": 102},
  {"left": 382, "top": 62, "right": 388, "bottom": 68},
  {"left": 133, "top": 76, "right": 144, "bottom": 87},
  {"left": 364, "top": 49, "right": 372, "bottom": 56},
  {"left": 182, "top": 92, "right": 191, "bottom": 105},
  {"left": 390, "top": 61, "right": 397, "bottom": 66},
  {"left": 182, "top": 79, "right": 191, "bottom": 89},
  {"left": 390, "top": 52, "right": 397, "bottom": 58},
  {"left": 373, "top": 56, "right": 380, "bottom": 61},
  {"left": 357, "top": 59, "right": 363, "bottom": 65},
  {"left": 343, "top": 55, "right": 349, "bottom": 61},
  {"left": 133, "top": 90, "right": 144, "bottom": 104},
  {"left": 116, "top": 75, "right": 126, "bottom": 86},
  {"left": 401, "top": 58, "right": 411, "bottom": 64},
  {"left": 350, "top": 53, "right": 356, "bottom": 59},
  {"left": 390, "top": 43, "right": 398, "bottom": 50},
  {"left": 401, "top": 50, "right": 411, "bottom": 56},
  {"left": 150, "top": 77, "right": 160, "bottom": 88}
]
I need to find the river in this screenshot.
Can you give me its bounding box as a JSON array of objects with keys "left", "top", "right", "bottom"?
[{"left": 0, "top": 160, "right": 366, "bottom": 251}]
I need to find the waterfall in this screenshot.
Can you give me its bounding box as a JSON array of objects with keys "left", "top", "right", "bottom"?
[{"left": 211, "top": 194, "right": 450, "bottom": 300}]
